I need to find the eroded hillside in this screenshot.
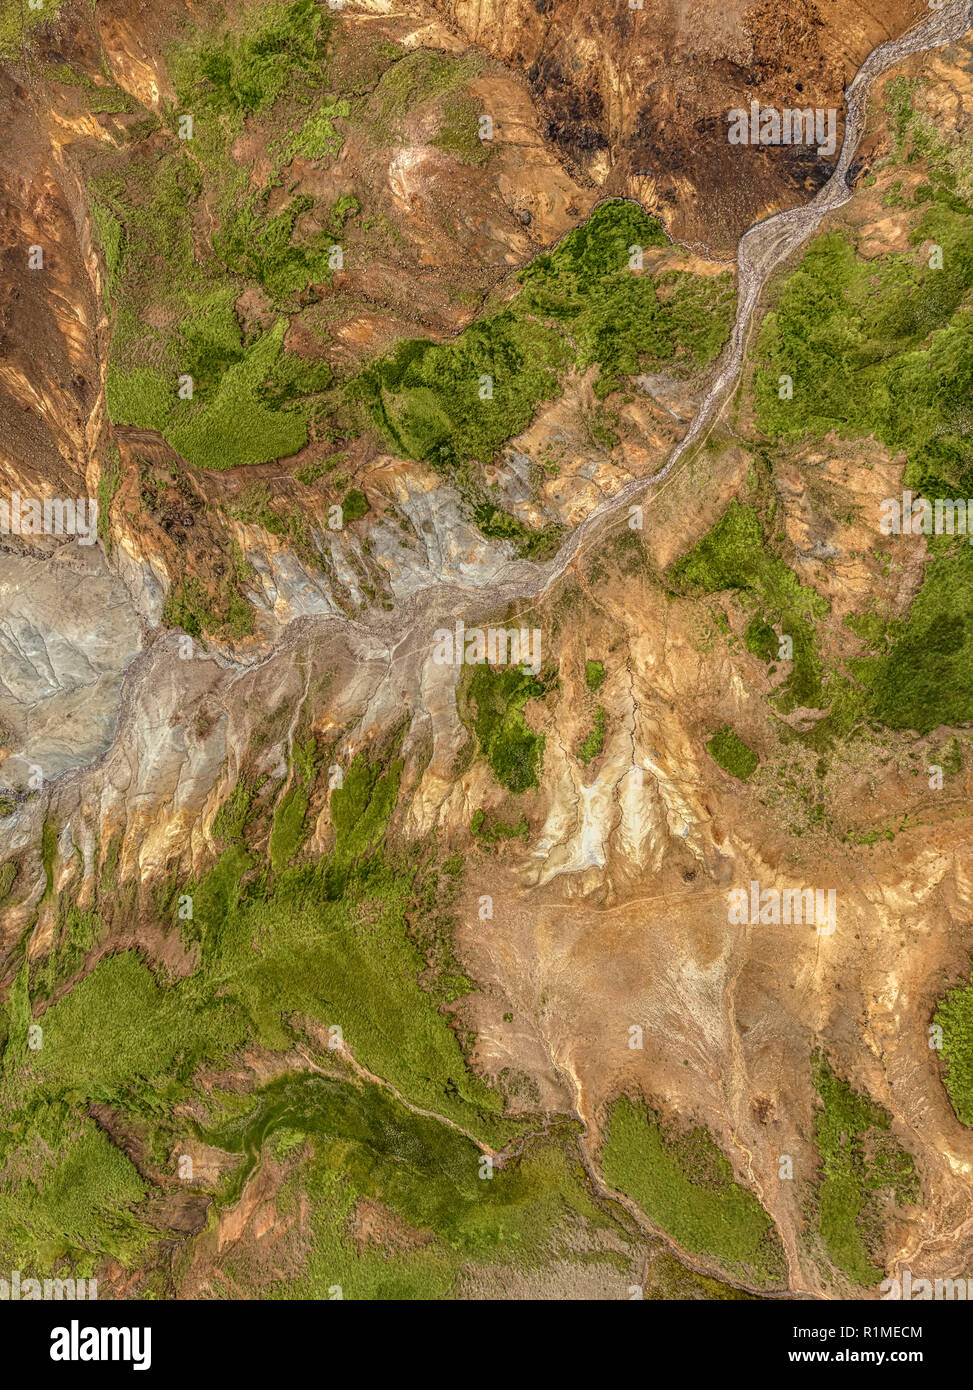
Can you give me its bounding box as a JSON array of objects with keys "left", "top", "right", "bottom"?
[{"left": 2, "top": 0, "right": 973, "bottom": 1302}]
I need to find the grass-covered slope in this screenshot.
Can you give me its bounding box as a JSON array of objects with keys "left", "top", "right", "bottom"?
[
  {"left": 600, "top": 1094, "right": 785, "bottom": 1286},
  {"left": 96, "top": 0, "right": 345, "bottom": 468},
  {"left": 355, "top": 200, "right": 735, "bottom": 472},
  {"left": 0, "top": 742, "right": 521, "bottom": 1282},
  {"left": 811, "top": 1054, "right": 918, "bottom": 1286},
  {"left": 934, "top": 970, "right": 973, "bottom": 1127},
  {"left": 202, "top": 1076, "right": 627, "bottom": 1301},
  {"left": 668, "top": 499, "right": 828, "bottom": 716},
  {"left": 745, "top": 74, "right": 973, "bottom": 737}
]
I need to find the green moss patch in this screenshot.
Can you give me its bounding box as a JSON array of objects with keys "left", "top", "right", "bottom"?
[
  {"left": 934, "top": 970, "right": 973, "bottom": 1127},
  {"left": 854, "top": 544, "right": 973, "bottom": 734},
  {"left": 201, "top": 1073, "right": 632, "bottom": 1299},
  {"left": 584, "top": 659, "right": 606, "bottom": 693},
  {"left": 706, "top": 726, "right": 759, "bottom": 780},
  {"left": 668, "top": 501, "right": 827, "bottom": 714},
  {"left": 600, "top": 1095, "right": 784, "bottom": 1285},
  {"left": 519, "top": 202, "right": 734, "bottom": 398},
  {"left": 355, "top": 200, "right": 734, "bottom": 472},
  {"left": 754, "top": 187, "right": 973, "bottom": 502},
  {"left": 578, "top": 707, "right": 606, "bottom": 765},
  {"left": 470, "top": 807, "right": 530, "bottom": 846},
  {"left": 353, "top": 311, "right": 568, "bottom": 471},
  {"left": 811, "top": 1053, "right": 918, "bottom": 1286},
  {"left": 468, "top": 665, "right": 551, "bottom": 794}
]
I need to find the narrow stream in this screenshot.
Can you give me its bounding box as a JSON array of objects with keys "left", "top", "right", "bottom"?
[{"left": 523, "top": 0, "right": 973, "bottom": 599}]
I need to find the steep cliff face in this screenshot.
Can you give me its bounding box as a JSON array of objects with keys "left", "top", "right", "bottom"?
[
  {"left": 2, "top": 0, "right": 973, "bottom": 1302},
  {"left": 0, "top": 72, "right": 102, "bottom": 496}
]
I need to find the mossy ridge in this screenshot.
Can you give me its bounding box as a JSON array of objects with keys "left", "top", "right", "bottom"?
[
  {"left": 432, "top": 91, "right": 493, "bottom": 167},
  {"left": 517, "top": 200, "right": 733, "bottom": 398},
  {"left": 600, "top": 1094, "right": 785, "bottom": 1286},
  {"left": 226, "top": 482, "right": 320, "bottom": 568},
  {"left": 96, "top": 444, "right": 121, "bottom": 552},
  {"left": 754, "top": 67, "right": 973, "bottom": 492},
  {"left": 281, "top": 98, "right": 351, "bottom": 162},
  {"left": 168, "top": 0, "right": 336, "bottom": 126},
  {"left": 0, "top": 945, "right": 193, "bottom": 1274},
  {"left": 268, "top": 737, "right": 319, "bottom": 873},
  {"left": 29, "top": 906, "right": 103, "bottom": 1003},
  {"left": 357, "top": 46, "right": 483, "bottom": 148},
  {"left": 48, "top": 61, "right": 134, "bottom": 115},
  {"left": 0, "top": 861, "right": 17, "bottom": 900},
  {"left": 0, "top": 1099, "right": 151, "bottom": 1275},
  {"left": 666, "top": 493, "right": 973, "bottom": 745},
  {"left": 470, "top": 807, "right": 529, "bottom": 846},
  {"left": 754, "top": 217, "right": 973, "bottom": 500},
  {"left": 850, "top": 541, "right": 973, "bottom": 735},
  {"left": 811, "top": 1052, "right": 918, "bottom": 1287},
  {"left": 162, "top": 573, "right": 254, "bottom": 643},
  {"left": 472, "top": 501, "right": 564, "bottom": 562},
  {"left": 882, "top": 73, "right": 973, "bottom": 203},
  {"left": 644, "top": 1248, "right": 760, "bottom": 1301},
  {"left": 744, "top": 615, "right": 778, "bottom": 662},
  {"left": 212, "top": 194, "right": 344, "bottom": 306},
  {"left": 137, "top": 455, "right": 257, "bottom": 642},
  {"left": 103, "top": 273, "right": 326, "bottom": 470},
  {"left": 584, "top": 658, "right": 606, "bottom": 693},
  {"left": 340, "top": 486, "right": 369, "bottom": 523},
  {"left": 40, "top": 818, "right": 58, "bottom": 899},
  {"left": 352, "top": 310, "right": 569, "bottom": 473}
]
